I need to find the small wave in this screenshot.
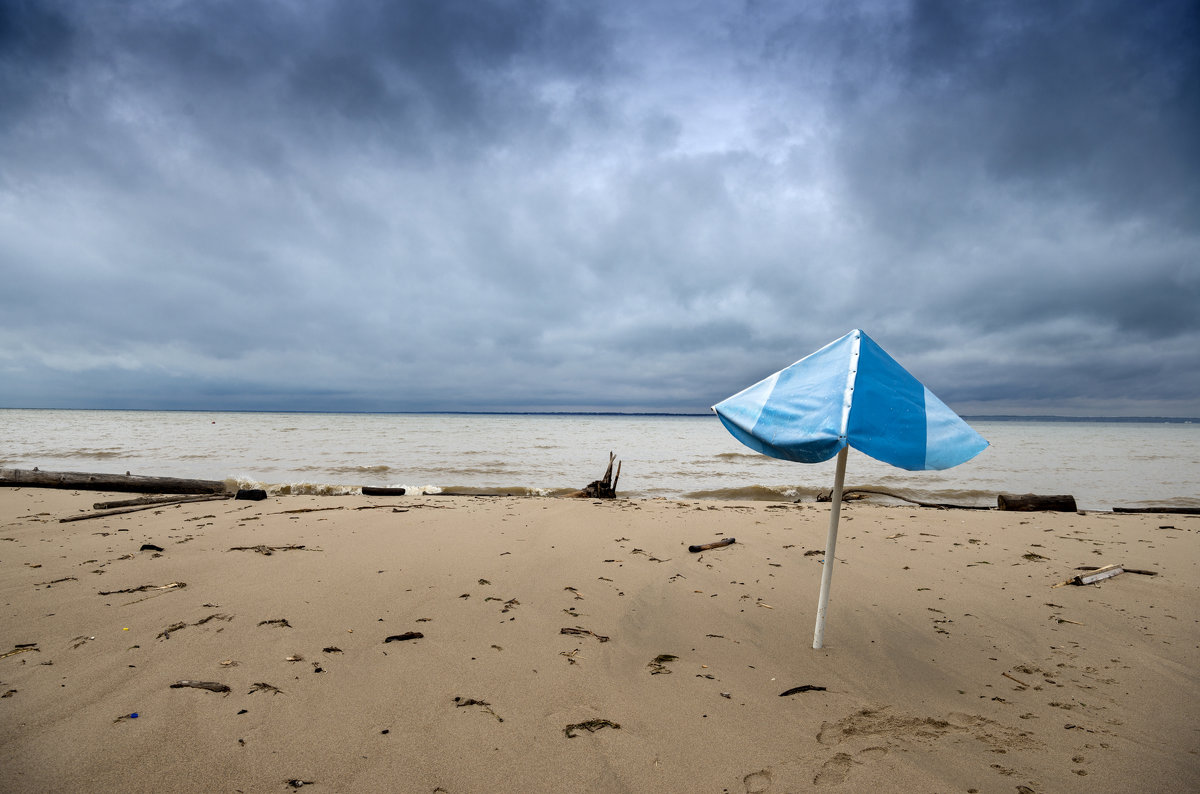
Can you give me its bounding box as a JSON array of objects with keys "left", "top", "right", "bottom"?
[
  {"left": 324, "top": 464, "right": 393, "bottom": 475},
  {"left": 53, "top": 448, "right": 126, "bottom": 460},
  {"left": 432, "top": 484, "right": 554, "bottom": 497},
  {"left": 273, "top": 482, "right": 360, "bottom": 496},
  {"left": 838, "top": 487, "right": 1001, "bottom": 508},
  {"left": 436, "top": 466, "right": 519, "bottom": 477},
  {"left": 682, "top": 485, "right": 811, "bottom": 502},
  {"left": 713, "top": 452, "right": 771, "bottom": 462},
  {"left": 224, "top": 476, "right": 357, "bottom": 496}
]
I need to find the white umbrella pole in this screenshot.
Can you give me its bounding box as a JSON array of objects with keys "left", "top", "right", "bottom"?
[{"left": 812, "top": 445, "right": 848, "bottom": 649}]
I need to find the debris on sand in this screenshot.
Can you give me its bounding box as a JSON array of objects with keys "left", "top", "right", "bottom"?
[
  {"left": 560, "top": 626, "right": 609, "bottom": 643},
  {"left": 170, "top": 680, "right": 230, "bottom": 693},
  {"left": 564, "top": 718, "right": 620, "bottom": 738}
]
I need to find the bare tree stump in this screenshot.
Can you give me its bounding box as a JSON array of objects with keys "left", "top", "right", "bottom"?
[{"left": 569, "top": 452, "right": 621, "bottom": 499}]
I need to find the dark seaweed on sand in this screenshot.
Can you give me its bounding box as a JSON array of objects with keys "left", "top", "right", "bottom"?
[
  {"left": 648, "top": 654, "right": 678, "bottom": 674},
  {"left": 453, "top": 696, "right": 503, "bottom": 722},
  {"left": 228, "top": 544, "right": 309, "bottom": 555},
  {"left": 564, "top": 719, "right": 621, "bottom": 738},
  {"left": 384, "top": 631, "right": 423, "bottom": 643},
  {"left": 560, "top": 626, "right": 609, "bottom": 643}
]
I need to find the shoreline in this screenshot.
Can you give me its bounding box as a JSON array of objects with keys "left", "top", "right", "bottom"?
[
  {"left": 2, "top": 489, "right": 1197, "bottom": 791},
  {"left": 6, "top": 412, "right": 1199, "bottom": 512}
]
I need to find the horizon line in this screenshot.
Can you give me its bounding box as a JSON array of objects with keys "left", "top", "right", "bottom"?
[{"left": 2, "top": 407, "right": 1197, "bottom": 423}]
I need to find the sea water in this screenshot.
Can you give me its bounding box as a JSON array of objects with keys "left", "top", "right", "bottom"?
[{"left": 1, "top": 409, "right": 1197, "bottom": 511}]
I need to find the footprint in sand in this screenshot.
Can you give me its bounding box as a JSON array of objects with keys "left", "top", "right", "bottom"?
[
  {"left": 742, "top": 769, "right": 771, "bottom": 793},
  {"left": 813, "top": 747, "right": 888, "bottom": 786}
]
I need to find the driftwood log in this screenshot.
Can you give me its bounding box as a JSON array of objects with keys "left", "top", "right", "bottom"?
[
  {"left": 997, "top": 493, "right": 1077, "bottom": 512},
  {"left": 1, "top": 468, "right": 226, "bottom": 495},
  {"left": 93, "top": 494, "right": 230, "bottom": 510},
  {"left": 362, "top": 486, "right": 407, "bottom": 496},
  {"left": 1112, "top": 506, "right": 1200, "bottom": 515},
  {"left": 569, "top": 452, "right": 621, "bottom": 499},
  {"left": 60, "top": 495, "right": 232, "bottom": 523}
]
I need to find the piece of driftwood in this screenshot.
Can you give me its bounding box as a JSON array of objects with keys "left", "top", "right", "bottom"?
[
  {"left": 1075, "top": 564, "right": 1156, "bottom": 575},
  {"left": 1, "top": 644, "right": 39, "bottom": 660},
  {"left": 1074, "top": 564, "right": 1124, "bottom": 585},
  {"left": 1112, "top": 506, "right": 1200, "bottom": 515},
  {"left": 1, "top": 467, "right": 226, "bottom": 494},
  {"left": 99, "top": 582, "right": 185, "bottom": 595},
  {"left": 384, "top": 632, "right": 424, "bottom": 642},
  {"left": 170, "top": 680, "right": 230, "bottom": 693},
  {"left": 60, "top": 502, "right": 183, "bottom": 523},
  {"left": 689, "top": 538, "right": 735, "bottom": 553},
  {"left": 998, "top": 493, "right": 1077, "bottom": 512},
  {"left": 235, "top": 488, "right": 268, "bottom": 501},
  {"left": 362, "top": 486, "right": 407, "bottom": 496},
  {"left": 93, "top": 494, "right": 231, "bottom": 510},
  {"left": 779, "top": 685, "right": 826, "bottom": 696},
  {"left": 569, "top": 452, "right": 621, "bottom": 499},
  {"left": 1051, "top": 563, "right": 1136, "bottom": 588},
  {"left": 831, "top": 487, "right": 991, "bottom": 510},
  {"left": 61, "top": 500, "right": 228, "bottom": 523}
]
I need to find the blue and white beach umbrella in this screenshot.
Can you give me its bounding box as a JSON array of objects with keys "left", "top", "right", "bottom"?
[{"left": 712, "top": 329, "right": 988, "bottom": 648}]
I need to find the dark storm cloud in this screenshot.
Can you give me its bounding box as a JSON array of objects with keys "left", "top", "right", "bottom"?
[{"left": 0, "top": 0, "right": 1197, "bottom": 415}]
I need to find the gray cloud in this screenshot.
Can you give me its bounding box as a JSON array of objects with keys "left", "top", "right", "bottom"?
[{"left": 1, "top": 0, "right": 1197, "bottom": 415}]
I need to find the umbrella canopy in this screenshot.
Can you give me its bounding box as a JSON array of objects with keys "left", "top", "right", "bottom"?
[
  {"left": 712, "top": 329, "right": 988, "bottom": 648},
  {"left": 712, "top": 329, "right": 988, "bottom": 470}
]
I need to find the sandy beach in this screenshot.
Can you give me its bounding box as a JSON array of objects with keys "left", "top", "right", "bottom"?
[{"left": 1, "top": 488, "right": 1196, "bottom": 792}]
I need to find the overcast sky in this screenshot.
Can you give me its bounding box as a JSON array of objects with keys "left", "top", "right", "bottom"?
[{"left": 1, "top": 0, "right": 1197, "bottom": 416}]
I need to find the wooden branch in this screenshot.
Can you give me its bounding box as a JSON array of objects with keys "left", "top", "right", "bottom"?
[
  {"left": 1074, "top": 564, "right": 1124, "bottom": 585},
  {"left": 2, "top": 468, "right": 226, "bottom": 495},
  {"left": 93, "top": 494, "right": 231, "bottom": 510},
  {"left": 60, "top": 498, "right": 229, "bottom": 523},
  {"left": 1111, "top": 506, "right": 1200, "bottom": 515}
]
